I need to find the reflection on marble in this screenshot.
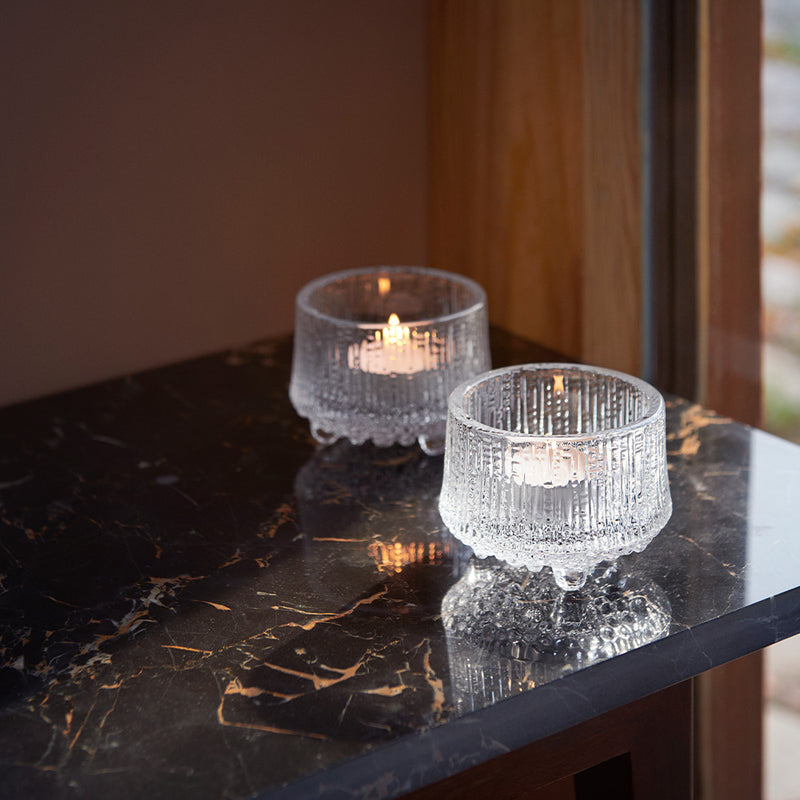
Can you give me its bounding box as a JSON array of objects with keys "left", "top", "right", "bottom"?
[
  {"left": 442, "top": 560, "right": 671, "bottom": 714},
  {"left": 295, "top": 439, "right": 467, "bottom": 586},
  {"left": 293, "top": 438, "right": 466, "bottom": 618},
  {"left": 0, "top": 330, "right": 799, "bottom": 800},
  {"left": 444, "top": 560, "right": 671, "bottom": 662}
]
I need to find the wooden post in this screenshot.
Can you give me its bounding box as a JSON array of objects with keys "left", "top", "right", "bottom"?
[
  {"left": 696, "top": 3, "right": 763, "bottom": 798},
  {"left": 429, "top": 0, "right": 642, "bottom": 375}
]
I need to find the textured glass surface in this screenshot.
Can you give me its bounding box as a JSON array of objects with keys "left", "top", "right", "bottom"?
[
  {"left": 290, "top": 267, "right": 490, "bottom": 451},
  {"left": 439, "top": 364, "right": 672, "bottom": 589},
  {"left": 442, "top": 560, "right": 671, "bottom": 713}
]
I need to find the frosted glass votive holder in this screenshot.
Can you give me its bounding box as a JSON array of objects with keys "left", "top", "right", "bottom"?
[
  {"left": 438, "top": 364, "right": 672, "bottom": 590},
  {"left": 289, "top": 266, "right": 490, "bottom": 453}
]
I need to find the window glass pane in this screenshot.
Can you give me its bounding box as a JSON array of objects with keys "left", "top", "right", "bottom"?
[
  {"left": 762, "top": 0, "right": 800, "bottom": 444},
  {"left": 762, "top": 6, "right": 800, "bottom": 800}
]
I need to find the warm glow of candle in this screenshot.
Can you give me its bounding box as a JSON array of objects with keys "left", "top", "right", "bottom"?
[
  {"left": 378, "top": 277, "right": 392, "bottom": 296},
  {"left": 368, "top": 538, "right": 450, "bottom": 574},
  {"left": 507, "top": 443, "right": 587, "bottom": 487},
  {"left": 503, "top": 372, "right": 588, "bottom": 486},
  {"left": 383, "top": 313, "right": 406, "bottom": 339},
  {"left": 347, "top": 313, "right": 443, "bottom": 375}
]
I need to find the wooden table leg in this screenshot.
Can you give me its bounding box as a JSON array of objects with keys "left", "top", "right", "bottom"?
[{"left": 695, "top": 652, "right": 764, "bottom": 800}]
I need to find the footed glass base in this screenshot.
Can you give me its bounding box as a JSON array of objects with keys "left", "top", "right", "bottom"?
[
  {"left": 312, "top": 427, "right": 338, "bottom": 446},
  {"left": 553, "top": 568, "right": 588, "bottom": 591},
  {"left": 308, "top": 420, "right": 448, "bottom": 455},
  {"left": 418, "top": 433, "right": 446, "bottom": 456}
]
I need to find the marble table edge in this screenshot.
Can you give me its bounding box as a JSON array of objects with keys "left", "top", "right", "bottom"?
[{"left": 261, "top": 589, "right": 800, "bottom": 800}]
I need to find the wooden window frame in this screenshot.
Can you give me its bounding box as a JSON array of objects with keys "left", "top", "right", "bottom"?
[{"left": 429, "top": 1, "right": 764, "bottom": 797}]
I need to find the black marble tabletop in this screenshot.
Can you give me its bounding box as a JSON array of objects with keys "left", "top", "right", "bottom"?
[{"left": 1, "top": 330, "right": 799, "bottom": 800}]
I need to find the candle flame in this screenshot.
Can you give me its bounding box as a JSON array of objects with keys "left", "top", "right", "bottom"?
[
  {"left": 553, "top": 374, "right": 565, "bottom": 395},
  {"left": 378, "top": 277, "right": 391, "bottom": 297},
  {"left": 383, "top": 313, "right": 410, "bottom": 345}
]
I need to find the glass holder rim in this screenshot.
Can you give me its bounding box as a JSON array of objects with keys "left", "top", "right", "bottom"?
[
  {"left": 448, "top": 362, "right": 667, "bottom": 442},
  {"left": 295, "top": 265, "right": 488, "bottom": 328}
]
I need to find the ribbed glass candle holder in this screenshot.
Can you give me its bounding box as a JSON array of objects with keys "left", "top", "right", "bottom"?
[
  {"left": 438, "top": 364, "right": 672, "bottom": 590},
  {"left": 289, "top": 267, "right": 490, "bottom": 453}
]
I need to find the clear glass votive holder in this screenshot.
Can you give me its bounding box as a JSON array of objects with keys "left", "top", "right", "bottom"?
[
  {"left": 289, "top": 266, "right": 490, "bottom": 453},
  {"left": 438, "top": 364, "right": 672, "bottom": 590}
]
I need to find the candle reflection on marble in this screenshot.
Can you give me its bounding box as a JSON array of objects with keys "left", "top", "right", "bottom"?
[
  {"left": 294, "top": 439, "right": 469, "bottom": 607},
  {"left": 367, "top": 538, "right": 453, "bottom": 576}
]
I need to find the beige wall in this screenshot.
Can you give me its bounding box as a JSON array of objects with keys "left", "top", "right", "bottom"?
[{"left": 0, "top": 1, "right": 427, "bottom": 407}]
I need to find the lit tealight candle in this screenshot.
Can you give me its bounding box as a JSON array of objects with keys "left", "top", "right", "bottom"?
[
  {"left": 348, "top": 313, "right": 443, "bottom": 376},
  {"left": 380, "top": 313, "right": 409, "bottom": 348},
  {"left": 507, "top": 443, "right": 588, "bottom": 487},
  {"left": 504, "top": 373, "right": 588, "bottom": 486}
]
